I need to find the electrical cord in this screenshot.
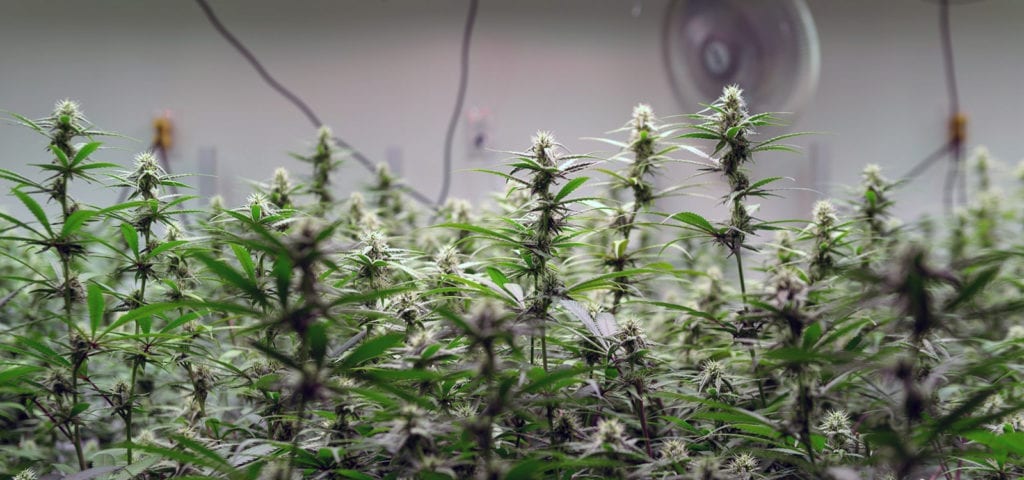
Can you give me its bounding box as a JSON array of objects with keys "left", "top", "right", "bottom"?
[
  {"left": 194, "top": 0, "right": 482, "bottom": 211},
  {"left": 436, "top": 0, "right": 479, "bottom": 206},
  {"left": 660, "top": 0, "right": 689, "bottom": 114},
  {"left": 899, "top": 0, "right": 969, "bottom": 214}
]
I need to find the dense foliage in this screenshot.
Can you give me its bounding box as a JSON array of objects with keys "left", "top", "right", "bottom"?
[{"left": 1, "top": 89, "right": 1023, "bottom": 479}]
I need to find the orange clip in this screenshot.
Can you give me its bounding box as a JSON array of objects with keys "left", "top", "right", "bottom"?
[
  {"left": 153, "top": 113, "right": 173, "bottom": 151},
  {"left": 949, "top": 113, "right": 967, "bottom": 146}
]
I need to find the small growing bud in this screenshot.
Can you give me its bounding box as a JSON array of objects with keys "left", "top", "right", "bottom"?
[
  {"left": 812, "top": 200, "right": 838, "bottom": 230},
  {"left": 658, "top": 438, "right": 689, "bottom": 464},
  {"left": 726, "top": 452, "right": 759, "bottom": 480},
  {"left": 820, "top": 409, "right": 852, "bottom": 438},
  {"left": 696, "top": 359, "right": 727, "bottom": 394},
  {"left": 127, "top": 152, "right": 165, "bottom": 200},
  {"left": 551, "top": 409, "right": 581, "bottom": 444},
  {"left": 592, "top": 417, "right": 627, "bottom": 447},
  {"left": 531, "top": 131, "right": 557, "bottom": 167},
  {"left": 270, "top": 167, "right": 293, "bottom": 209}
]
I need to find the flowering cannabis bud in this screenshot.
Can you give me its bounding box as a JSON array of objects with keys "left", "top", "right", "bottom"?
[
  {"left": 1014, "top": 160, "right": 1024, "bottom": 183},
  {"left": 809, "top": 199, "right": 840, "bottom": 281},
  {"left": 467, "top": 299, "right": 505, "bottom": 341},
  {"left": 441, "top": 198, "right": 472, "bottom": 224},
  {"left": 59, "top": 274, "right": 86, "bottom": 303},
  {"left": 726, "top": 453, "right": 759, "bottom": 479},
  {"left": 971, "top": 146, "right": 991, "bottom": 192},
  {"left": 551, "top": 409, "right": 581, "bottom": 444},
  {"left": 208, "top": 195, "right": 225, "bottom": 213},
  {"left": 113, "top": 380, "right": 132, "bottom": 416},
  {"left": 245, "top": 192, "right": 275, "bottom": 218},
  {"left": 812, "top": 200, "right": 838, "bottom": 229},
  {"left": 628, "top": 105, "right": 657, "bottom": 199},
  {"left": 126, "top": 152, "right": 165, "bottom": 200},
  {"left": 531, "top": 131, "right": 557, "bottom": 167},
  {"left": 773, "top": 230, "right": 798, "bottom": 267},
  {"left": 592, "top": 417, "right": 627, "bottom": 447},
  {"left": 451, "top": 403, "right": 477, "bottom": 419},
  {"left": 54, "top": 99, "right": 82, "bottom": 121},
  {"left": 52, "top": 99, "right": 86, "bottom": 136},
  {"left": 348, "top": 191, "right": 367, "bottom": 223},
  {"left": 191, "top": 364, "right": 216, "bottom": 410},
  {"left": 363, "top": 230, "right": 391, "bottom": 261},
  {"left": 70, "top": 333, "right": 90, "bottom": 364},
  {"left": 434, "top": 244, "right": 462, "bottom": 276},
  {"left": 690, "top": 456, "right": 724, "bottom": 479},
  {"left": 394, "top": 293, "right": 426, "bottom": 329},
  {"left": 659, "top": 438, "right": 690, "bottom": 463},
  {"left": 269, "top": 167, "right": 293, "bottom": 210},
  {"left": 305, "top": 126, "right": 339, "bottom": 209},
  {"left": 249, "top": 360, "right": 277, "bottom": 378},
  {"left": 317, "top": 125, "right": 333, "bottom": 145},
  {"left": 820, "top": 409, "right": 852, "bottom": 437},
  {"left": 618, "top": 317, "right": 648, "bottom": 356},
  {"left": 45, "top": 369, "right": 74, "bottom": 396},
  {"left": 696, "top": 359, "right": 727, "bottom": 394},
  {"left": 862, "top": 163, "right": 885, "bottom": 186},
  {"left": 858, "top": 164, "right": 896, "bottom": 242},
  {"left": 771, "top": 269, "right": 807, "bottom": 309},
  {"left": 373, "top": 162, "right": 400, "bottom": 210},
  {"left": 631, "top": 103, "right": 655, "bottom": 137},
  {"left": 719, "top": 85, "right": 748, "bottom": 128}
]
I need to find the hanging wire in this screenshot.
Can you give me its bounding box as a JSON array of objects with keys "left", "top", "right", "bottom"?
[
  {"left": 193, "top": 0, "right": 479, "bottom": 211},
  {"left": 436, "top": 0, "right": 480, "bottom": 206},
  {"left": 900, "top": 0, "right": 970, "bottom": 215}
]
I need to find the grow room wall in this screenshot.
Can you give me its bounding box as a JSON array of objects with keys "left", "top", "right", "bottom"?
[{"left": 0, "top": 0, "right": 1021, "bottom": 221}]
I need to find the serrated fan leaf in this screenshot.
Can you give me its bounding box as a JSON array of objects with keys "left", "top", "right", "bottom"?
[
  {"left": 668, "top": 211, "right": 717, "bottom": 234},
  {"left": 120, "top": 223, "right": 139, "bottom": 256},
  {"left": 560, "top": 298, "right": 601, "bottom": 339},
  {"left": 72, "top": 141, "right": 102, "bottom": 165},
  {"left": 87, "top": 283, "right": 104, "bottom": 335},
  {"left": 595, "top": 312, "right": 619, "bottom": 337},
  {"left": 12, "top": 189, "right": 51, "bottom": 236},
  {"left": 554, "top": 176, "right": 588, "bottom": 202}
]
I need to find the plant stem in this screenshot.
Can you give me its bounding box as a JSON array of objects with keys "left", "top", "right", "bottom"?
[
  {"left": 610, "top": 206, "right": 640, "bottom": 314},
  {"left": 734, "top": 246, "right": 747, "bottom": 305},
  {"left": 126, "top": 229, "right": 151, "bottom": 465},
  {"left": 126, "top": 358, "right": 140, "bottom": 463},
  {"left": 540, "top": 327, "right": 549, "bottom": 372},
  {"left": 57, "top": 166, "right": 87, "bottom": 471}
]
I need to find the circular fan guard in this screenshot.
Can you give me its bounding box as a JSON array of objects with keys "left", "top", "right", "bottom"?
[{"left": 663, "top": 0, "right": 821, "bottom": 115}]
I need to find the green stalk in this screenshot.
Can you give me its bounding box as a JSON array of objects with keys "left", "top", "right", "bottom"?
[
  {"left": 56, "top": 163, "right": 87, "bottom": 471},
  {"left": 734, "top": 244, "right": 747, "bottom": 305},
  {"left": 126, "top": 228, "right": 151, "bottom": 464},
  {"left": 126, "top": 357, "right": 141, "bottom": 464},
  {"left": 610, "top": 204, "right": 641, "bottom": 314}
]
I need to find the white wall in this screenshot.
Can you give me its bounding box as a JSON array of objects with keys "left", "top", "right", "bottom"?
[{"left": 0, "top": 0, "right": 1021, "bottom": 224}]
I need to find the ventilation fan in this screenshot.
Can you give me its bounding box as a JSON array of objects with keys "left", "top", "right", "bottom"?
[{"left": 663, "top": 0, "right": 821, "bottom": 115}]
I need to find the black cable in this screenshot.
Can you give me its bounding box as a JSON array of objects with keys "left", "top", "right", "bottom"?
[
  {"left": 194, "top": 0, "right": 322, "bottom": 129},
  {"left": 900, "top": 0, "right": 970, "bottom": 216},
  {"left": 660, "top": 0, "right": 688, "bottom": 112},
  {"left": 939, "top": 0, "right": 968, "bottom": 212},
  {"left": 193, "top": 0, "right": 439, "bottom": 210},
  {"left": 900, "top": 141, "right": 952, "bottom": 180},
  {"left": 939, "top": 0, "right": 961, "bottom": 119},
  {"left": 436, "top": 0, "right": 479, "bottom": 206}
]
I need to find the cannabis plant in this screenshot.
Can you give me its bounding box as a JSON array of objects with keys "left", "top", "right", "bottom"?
[{"left": 2, "top": 89, "right": 1023, "bottom": 480}]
